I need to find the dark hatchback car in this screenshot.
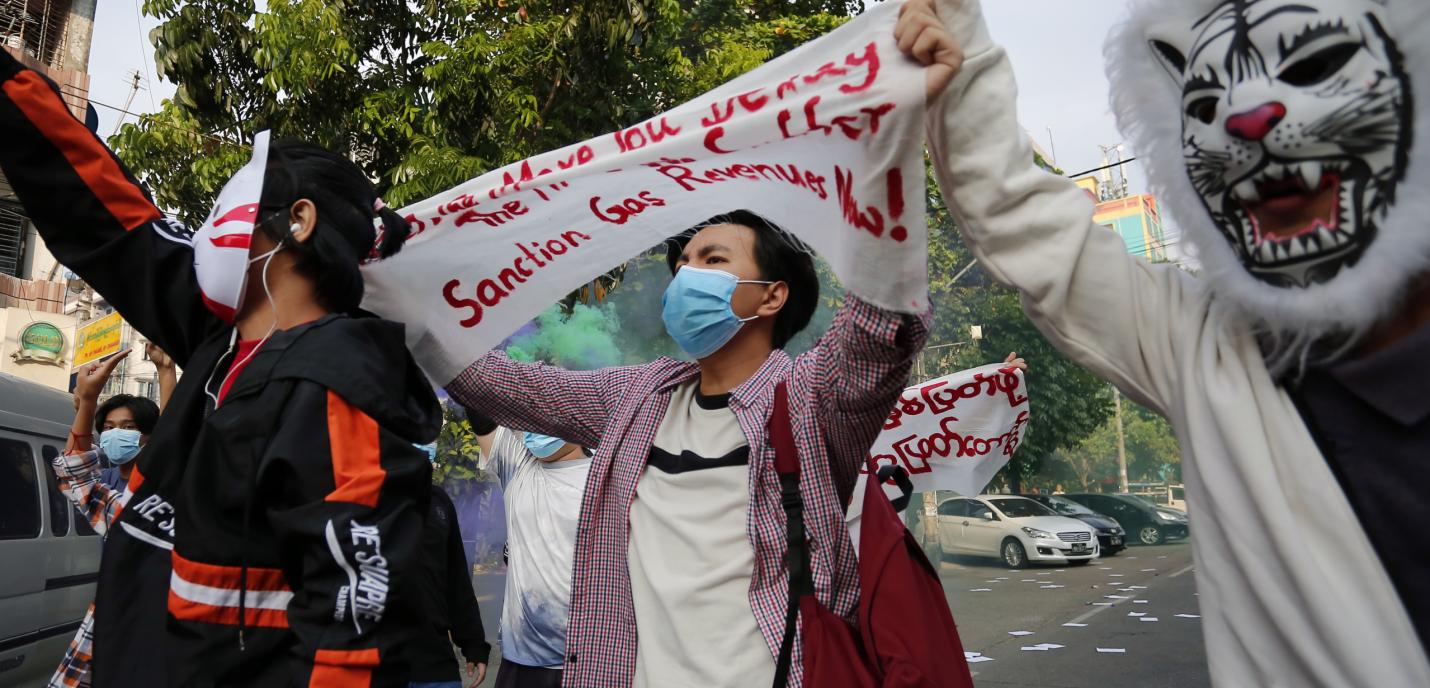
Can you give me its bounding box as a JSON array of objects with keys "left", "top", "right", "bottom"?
[
  {"left": 1062, "top": 493, "right": 1190, "bottom": 546},
  {"left": 1021, "top": 494, "right": 1127, "bottom": 555}
]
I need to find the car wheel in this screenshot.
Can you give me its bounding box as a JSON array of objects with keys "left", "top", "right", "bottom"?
[
  {"left": 1138, "top": 526, "right": 1164, "bottom": 546},
  {"left": 1002, "top": 539, "right": 1027, "bottom": 568}
]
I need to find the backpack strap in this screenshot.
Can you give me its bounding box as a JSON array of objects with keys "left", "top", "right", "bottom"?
[{"left": 771, "top": 382, "right": 813, "bottom": 688}]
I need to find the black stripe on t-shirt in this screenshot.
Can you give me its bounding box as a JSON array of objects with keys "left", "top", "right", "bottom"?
[{"left": 647, "top": 446, "right": 750, "bottom": 474}]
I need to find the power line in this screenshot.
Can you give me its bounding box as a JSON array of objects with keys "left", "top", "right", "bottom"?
[{"left": 1066, "top": 157, "right": 1140, "bottom": 179}]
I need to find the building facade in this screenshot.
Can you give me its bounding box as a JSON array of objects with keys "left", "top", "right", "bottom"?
[
  {"left": 1074, "top": 176, "right": 1169, "bottom": 262},
  {"left": 0, "top": 1, "right": 175, "bottom": 399}
]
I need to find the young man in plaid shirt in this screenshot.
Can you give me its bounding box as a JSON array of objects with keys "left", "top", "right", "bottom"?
[{"left": 449, "top": 210, "right": 933, "bottom": 687}]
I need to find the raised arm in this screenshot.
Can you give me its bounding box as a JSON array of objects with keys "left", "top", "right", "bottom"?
[
  {"left": 798, "top": 296, "right": 930, "bottom": 499},
  {"left": 0, "top": 51, "right": 219, "bottom": 365},
  {"left": 446, "top": 352, "right": 637, "bottom": 450},
  {"left": 917, "top": 0, "right": 1199, "bottom": 413}
]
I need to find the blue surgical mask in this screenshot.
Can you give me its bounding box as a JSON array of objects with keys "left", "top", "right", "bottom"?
[
  {"left": 523, "top": 432, "right": 566, "bottom": 459},
  {"left": 414, "top": 442, "right": 437, "bottom": 463},
  {"left": 99, "top": 428, "right": 142, "bottom": 465},
  {"left": 661, "top": 266, "right": 772, "bottom": 359}
]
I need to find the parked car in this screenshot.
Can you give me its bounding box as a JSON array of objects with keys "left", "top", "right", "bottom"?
[
  {"left": 0, "top": 373, "right": 102, "bottom": 688},
  {"left": 934, "top": 495, "right": 1099, "bottom": 568},
  {"left": 1020, "top": 494, "right": 1126, "bottom": 555},
  {"left": 1063, "top": 493, "right": 1190, "bottom": 546}
]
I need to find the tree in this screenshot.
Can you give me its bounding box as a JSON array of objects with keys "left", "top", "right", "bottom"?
[
  {"left": 114, "top": 0, "right": 861, "bottom": 226},
  {"left": 1056, "top": 398, "right": 1180, "bottom": 492},
  {"left": 915, "top": 166, "right": 1114, "bottom": 493}
]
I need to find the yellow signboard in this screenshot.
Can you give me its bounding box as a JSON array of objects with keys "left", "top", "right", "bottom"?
[{"left": 74, "top": 312, "right": 124, "bottom": 368}]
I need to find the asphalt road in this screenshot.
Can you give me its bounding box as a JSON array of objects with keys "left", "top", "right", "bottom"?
[
  {"left": 940, "top": 541, "right": 1209, "bottom": 688},
  {"left": 466, "top": 541, "right": 1209, "bottom": 688}
]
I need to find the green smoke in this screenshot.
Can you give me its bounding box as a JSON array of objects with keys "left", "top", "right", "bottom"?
[{"left": 505, "top": 303, "right": 624, "bottom": 370}]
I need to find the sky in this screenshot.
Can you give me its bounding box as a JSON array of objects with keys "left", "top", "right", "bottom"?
[{"left": 83, "top": 0, "right": 1183, "bottom": 258}]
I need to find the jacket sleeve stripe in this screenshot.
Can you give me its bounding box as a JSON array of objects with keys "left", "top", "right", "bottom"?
[
  {"left": 2, "top": 72, "right": 160, "bottom": 231},
  {"left": 310, "top": 648, "right": 380, "bottom": 688},
  {"left": 324, "top": 390, "right": 386, "bottom": 508}
]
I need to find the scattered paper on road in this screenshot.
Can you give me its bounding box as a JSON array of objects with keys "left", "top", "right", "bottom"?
[
  {"left": 1021, "top": 646, "right": 1049, "bottom": 651},
  {"left": 1176, "top": 614, "right": 1201, "bottom": 619},
  {"left": 1007, "top": 630, "right": 1034, "bottom": 636},
  {"left": 970, "top": 588, "right": 992, "bottom": 592},
  {"left": 1141, "top": 568, "right": 1158, "bottom": 572},
  {"left": 1134, "top": 600, "right": 1148, "bottom": 604},
  {"left": 1105, "top": 595, "right": 1129, "bottom": 599},
  {"left": 1041, "top": 585, "right": 1065, "bottom": 589},
  {"left": 1128, "top": 612, "right": 1146, "bottom": 617},
  {"left": 1097, "top": 648, "right": 1127, "bottom": 654},
  {"left": 1063, "top": 623, "right": 1088, "bottom": 627},
  {"left": 967, "top": 656, "right": 996, "bottom": 663},
  {"left": 1128, "top": 585, "right": 1147, "bottom": 590},
  {"left": 1021, "top": 579, "right": 1038, "bottom": 582},
  {"left": 1035, "top": 643, "right": 1065, "bottom": 649},
  {"left": 1139, "top": 617, "right": 1159, "bottom": 622},
  {"left": 1092, "top": 602, "right": 1114, "bottom": 606},
  {"left": 1108, "top": 574, "right": 1124, "bottom": 577}
]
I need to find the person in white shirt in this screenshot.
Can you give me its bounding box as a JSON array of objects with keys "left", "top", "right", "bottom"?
[{"left": 467, "top": 408, "right": 590, "bottom": 688}]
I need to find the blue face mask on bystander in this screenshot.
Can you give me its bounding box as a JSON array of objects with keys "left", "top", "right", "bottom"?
[
  {"left": 99, "top": 428, "right": 143, "bottom": 465},
  {"left": 660, "top": 266, "right": 772, "bottom": 360},
  {"left": 522, "top": 432, "right": 567, "bottom": 459}
]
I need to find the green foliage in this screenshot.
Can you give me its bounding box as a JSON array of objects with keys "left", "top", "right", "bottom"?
[
  {"left": 114, "top": 0, "right": 858, "bottom": 227},
  {"left": 918, "top": 164, "right": 1115, "bottom": 492},
  {"left": 430, "top": 402, "right": 492, "bottom": 492},
  {"left": 1054, "top": 400, "right": 1180, "bottom": 491}
]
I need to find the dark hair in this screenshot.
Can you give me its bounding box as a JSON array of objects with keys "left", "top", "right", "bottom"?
[
  {"left": 256, "top": 140, "right": 412, "bottom": 313},
  {"left": 94, "top": 394, "right": 160, "bottom": 436},
  {"left": 665, "top": 210, "right": 818, "bottom": 349}
]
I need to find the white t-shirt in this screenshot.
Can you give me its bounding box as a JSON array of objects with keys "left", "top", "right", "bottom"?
[
  {"left": 628, "top": 379, "right": 776, "bottom": 687},
  {"left": 482, "top": 427, "right": 591, "bottom": 668}
]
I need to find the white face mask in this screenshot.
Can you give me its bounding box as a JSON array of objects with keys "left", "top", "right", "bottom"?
[{"left": 193, "top": 130, "right": 271, "bottom": 323}]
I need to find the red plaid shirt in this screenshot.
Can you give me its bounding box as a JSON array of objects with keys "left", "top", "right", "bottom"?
[{"left": 449, "top": 296, "right": 928, "bottom": 687}]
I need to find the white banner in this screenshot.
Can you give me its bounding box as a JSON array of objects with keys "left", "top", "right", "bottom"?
[
  {"left": 361, "top": 2, "right": 929, "bottom": 384},
  {"left": 847, "top": 364, "right": 1032, "bottom": 539}
]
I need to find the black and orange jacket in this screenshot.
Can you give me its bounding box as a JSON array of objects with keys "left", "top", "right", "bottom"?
[{"left": 0, "top": 51, "right": 442, "bottom": 687}]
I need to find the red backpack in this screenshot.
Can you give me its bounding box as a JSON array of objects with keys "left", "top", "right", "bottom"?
[{"left": 770, "top": 382, "right": 974, "bottom": 688}]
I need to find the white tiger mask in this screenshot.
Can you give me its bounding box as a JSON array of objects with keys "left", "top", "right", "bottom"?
[{"left": 1108, "top": 0, "right": 1430, "bottom": 368}]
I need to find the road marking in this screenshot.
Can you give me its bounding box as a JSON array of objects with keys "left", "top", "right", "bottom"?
[{"left": 1170, "top": 563, "right": 1196, "bottom": 578}]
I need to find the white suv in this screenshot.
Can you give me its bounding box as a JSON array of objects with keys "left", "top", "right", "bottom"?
[{"left": 935, "top": 496, "right": 1100, "bottom": 568}]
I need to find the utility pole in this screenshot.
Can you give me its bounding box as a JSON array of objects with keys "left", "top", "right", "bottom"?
[
  {"left": 1114, "top": 387, "right": 1129, "bottom": 493},
  {"left": 112, "top": 70, "right": 143, "bottom": 137}
]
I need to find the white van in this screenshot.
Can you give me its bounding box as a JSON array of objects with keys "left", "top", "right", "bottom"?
[{"left": 0, "top": 373, "right": 102, "bottom": 687}]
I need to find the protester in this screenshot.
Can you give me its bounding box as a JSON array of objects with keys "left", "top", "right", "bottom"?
[
  {"left": 448, "top": 208, "right": 932, "bottom": 687},
  {"left": 90, "top": 395, "right": 157, "bottom": 494},
  {"left": 1, "top": 48, "right": 440, "bottom": 686},
  {"left": 48, "top": 350, "right": 142, "bottom": 688},
  {"left": 465, "top": 408, "right": 590, "bottom": 688},
  {"left": 409, "top": 474, "right": 491, "bottom": 688},
  {"left": 911, "top": 0, "right": 1430, "bottom": 683}
]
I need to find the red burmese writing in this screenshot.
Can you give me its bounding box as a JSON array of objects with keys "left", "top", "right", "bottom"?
[
  {"left": 442, "top": 230, "right": 594, "bottom": 328},
  {"left": 884, "top": 370, "right": 1028, "bottom": 431},
  {"left": 866, "top": 410, "right": 1031, "bottom": 479}
]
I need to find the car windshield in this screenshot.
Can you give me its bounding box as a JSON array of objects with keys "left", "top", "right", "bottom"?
[
  {"left": 1046, "top": 496, "right": 1097, "bottom": 516},
  {"left": 990, "top": 498, "right": 1056, "bottom": 518}
]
